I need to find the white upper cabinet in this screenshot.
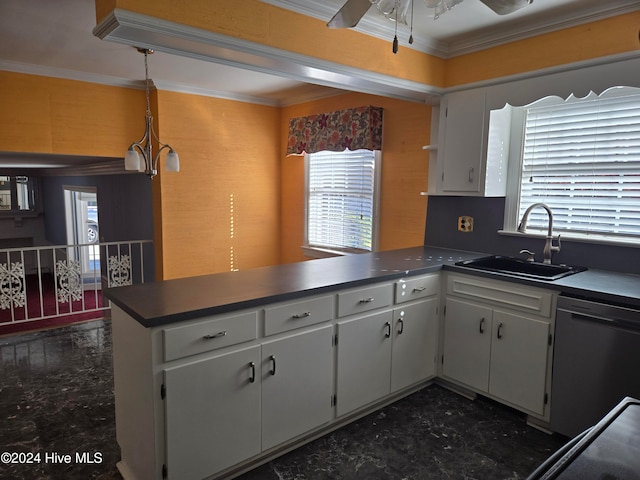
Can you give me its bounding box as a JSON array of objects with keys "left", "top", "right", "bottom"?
[{"left": 429, "top": 88, "right": 509, "bottom": 197}]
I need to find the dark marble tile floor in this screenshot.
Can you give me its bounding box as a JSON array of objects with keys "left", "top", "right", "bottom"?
[{"left": 0, "top": 319, "right": 567, "bottom": 480}]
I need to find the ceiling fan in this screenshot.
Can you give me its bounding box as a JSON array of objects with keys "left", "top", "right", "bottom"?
[{"left": 328, "top": 0, "right": 533, "bottom": 52}]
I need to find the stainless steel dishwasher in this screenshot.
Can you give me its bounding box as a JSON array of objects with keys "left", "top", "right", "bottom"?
[{"left": 550, "top": 295, "right": 640, "bottom": 438}]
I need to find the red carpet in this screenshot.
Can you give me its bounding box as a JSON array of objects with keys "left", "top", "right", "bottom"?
[{"left": 0, "top": 274, "right": 107, "bottom": 336}]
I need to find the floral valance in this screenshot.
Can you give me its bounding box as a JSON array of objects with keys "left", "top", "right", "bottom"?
[{"left": 286, "top": 106, "right": 383, "bottom": 155}]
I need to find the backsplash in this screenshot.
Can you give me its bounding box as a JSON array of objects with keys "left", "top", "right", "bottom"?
[{"left": 424, "top": 196, "right": 640, "bottom": 275}]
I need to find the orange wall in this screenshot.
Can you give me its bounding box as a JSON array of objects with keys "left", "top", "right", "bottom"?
[
  {"left": 153, "top": 90, "right": 281, "bottom": 280},
  {"left": 445, "top": 11, "right": 640, "bottom": 87},
  {"left": 280, "top": 92, "right": 431, "bottom": 264},
  {"left": 0, "top": 71, "right": 143, "bottom": 157}
]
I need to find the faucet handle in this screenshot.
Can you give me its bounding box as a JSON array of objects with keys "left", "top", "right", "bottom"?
[
  {"left": 519, "top": 249, "right": 536, "bottom": 262},
  {"left": 551, "top": 234, "right": 561, "bottom": 253}
]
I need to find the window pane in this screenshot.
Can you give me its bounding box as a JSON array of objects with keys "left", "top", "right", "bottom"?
[
  {"left": 307, "top": 149, "right": 376, "bottom": 251},
  {"left": 519, "top": 90, "right": 640, "bottom": 239},
  {"left": 0, "top": 176, "right": 10, "bottom": 210}
]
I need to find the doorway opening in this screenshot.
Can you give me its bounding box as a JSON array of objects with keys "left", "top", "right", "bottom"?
[{"left": 63, "top": 186, "right": 101, "bottom": 288}]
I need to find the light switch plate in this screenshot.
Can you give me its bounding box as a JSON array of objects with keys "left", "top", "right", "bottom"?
[{"left": 458, "top": 216, "right": 474, "bottom": 232}]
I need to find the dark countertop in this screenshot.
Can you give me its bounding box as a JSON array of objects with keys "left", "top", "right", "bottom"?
[{"left": 104, "top": 246, "right": 640, "bottom": 328}]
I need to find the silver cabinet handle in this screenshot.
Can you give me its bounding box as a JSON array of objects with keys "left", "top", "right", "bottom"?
[
  {"left": 413, "top": 286, "right": 426, "bottom": 292},
  {"left": 397, "top": 318, "right": 404, "bottom": 334},
  {"left": 384, "top": 321, "right": 392, "bottom": 338},
  {"left": 479, "top": 318, "right": 485, "bottom": 334},
  {"left": 497, "top": 322, "right": 504, "bottom": 339},
  {"left": 469, "top": 167, "right": 474, "bottom": 183},
  {"left": 249, "top": 362, "right": 255, "bottom": 383},
  {"left": 203, "top": 331, "right": 227, "bottom": 340},
  {"left": 359, "top": 297, "right": 375, "bottom": 303},
  {"left": 269, "top": 355, "right": 276, "bottom": 375},
  {"left": 292, "top": 312, "right": 311, "bottom": 319}
]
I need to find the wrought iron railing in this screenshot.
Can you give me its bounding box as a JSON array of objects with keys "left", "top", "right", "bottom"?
[{"left": 0, "top": 240, "right": 153, "bottom": 327}]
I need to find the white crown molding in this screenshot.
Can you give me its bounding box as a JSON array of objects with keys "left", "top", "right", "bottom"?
[
  {"left": 446, "top": 3, "right": 640, "bottom": 57},
  {"left": 0, "top": 59, "right": 140, "bottom": 89},
  {"left": 0, "top": 58, "right": 337, "bottom": 107},
  {"left": 93, "top": 8, "right": 442, "bottom": 104},
  {"left": 261, "top": 0, "right": 640, "bottom": 59},
  {"left": 259, "top": 0, "right": 449, "bottom": 56},
  {"left": 151, "top": 80, "right": 282, "bottom": 107}
]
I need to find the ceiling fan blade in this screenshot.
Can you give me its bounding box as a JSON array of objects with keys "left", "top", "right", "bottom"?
[
  {"left": 479, "top": 0, "right": 533, "bottom": 15},
  {"left": 327, "top": 0, "right": 373, "bottom": 28}
]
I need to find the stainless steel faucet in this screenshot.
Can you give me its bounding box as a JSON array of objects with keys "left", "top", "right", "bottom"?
[{"left": 517, "top": 202, "right": 561, "bottom": 264}]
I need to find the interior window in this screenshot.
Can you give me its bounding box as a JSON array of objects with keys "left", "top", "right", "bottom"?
[
  {"left": 503, "top": 86, "right": 640, "bottom": 244},
  {"left": 0, "top": 176, "right": 38, "bottom": 213},
  {"left": 305, "top": 149, "right": 380, "bottom": 253}
]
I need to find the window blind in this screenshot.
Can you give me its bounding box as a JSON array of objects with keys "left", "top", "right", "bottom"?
[
  {"left": 520, "top": 92, "right": 640, "bottom": 239},
  {"left": 307, "top": 149, "right": 376, "bottom": 251}
]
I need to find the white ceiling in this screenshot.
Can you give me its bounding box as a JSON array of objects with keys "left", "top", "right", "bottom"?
[{"left": 0, "top": 0, "right": 637, "bottom": 170}]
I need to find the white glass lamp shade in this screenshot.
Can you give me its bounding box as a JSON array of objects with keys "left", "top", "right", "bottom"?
[
  {"left": 124, "top": 148, "right": 141, "bottom": 171},
  {"left": 165, "top": 149, "right": 180, "bottom": 172}
]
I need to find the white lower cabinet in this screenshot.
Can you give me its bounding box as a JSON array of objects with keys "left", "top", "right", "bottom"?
[
  {"left": 441, "top": 274, "right": 556, "bottom": 419},
  {"left": 391, "top": 297, "right": 439, "bottom": 393},
  {"left": 164, "top": 326, "right": 334, "bottom": 479},
  {"left": 489, "top": 309, "right": 551, "bottom": 415},
  {"left": 336, "top": 297, "right": 439, "bottom": 417},
  {"left": 442, "top": 298, "right": 492, "bottom": 392},
  {"left": 336, "top": 310, "right": 394, "bottom": 417},
  {"left": 261, "top": 325, "right": 334, "bottom": 451},
  {"left": 164, "top": 345, "right": 262, "bottom": 480}
]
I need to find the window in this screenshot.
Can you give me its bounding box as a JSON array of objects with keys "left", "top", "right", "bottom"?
[
  {"left": 0, "top": 176, "right": 38, "bottom": 214},
  {"left": 503, "top": 87, "right": 640, "bottom": 244},
  {"left": 305, "top": 149, "right": 380, "bottom": 254}
]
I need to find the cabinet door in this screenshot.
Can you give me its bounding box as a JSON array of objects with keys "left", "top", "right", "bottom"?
[
  {"left": 440, "top": 89, "right": 486, "bottom": 193},
  {"left": 391, "top": 298, "right": 439, "bottom": 393},
  {"left": 336, "top": 310, "right": 393, "bottom": 417},
  {"left": 489, "top": 310, "right": 550, "bottom": 415},
  {"left": 261, "top": 325, "right": 334, "bottom": 451},
  {"left": 164, "top": 345, "right": 261, "bottom": 480},
  {"left": 442, "top": 298, "right": 492, "bottom": 392}
]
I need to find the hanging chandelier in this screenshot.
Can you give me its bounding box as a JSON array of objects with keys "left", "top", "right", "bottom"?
[{"left": 124, "top": 48, "right": 179, "bottom": 179}]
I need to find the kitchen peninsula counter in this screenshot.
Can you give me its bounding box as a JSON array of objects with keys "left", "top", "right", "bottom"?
[
  {"left": 104, "top": 245, "right": 640, "bottom": 328},
  {"left": 105, "top": 245, "right": 640, "bottom": 480},
  {"left": 103, "top": 246, "right": 477, "bottom": 328}
]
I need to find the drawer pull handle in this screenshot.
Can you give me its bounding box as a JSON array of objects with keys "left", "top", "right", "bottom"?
[
  {"left": 413, "top": 286, "right": 426, "bottom": 292},
  {"left": 203, "top": 331, "right": 227, "bottom": 340},
  {"left": 384, "top": 321, "right": 392, "bottom": 338},
  {"left": 497, "top": 322, "right": 504, "bottom": 339},
  {"left": 397, "top": 318, "right": 404, "bottom": 334},
  {"left": 359, "top": 297, "right": 375, "bottom": 303},
  {"left": 292, "top": 311, "right": 312, "bottom": 319},
  {"left": 479, "top": 318, "right": 485, "bottom": 334},
  {"left": 269, "top": 355, "right": 277, "bottom": 375},
  {"left": 249, "top": 362, "right": 256, "bottom": 383}
]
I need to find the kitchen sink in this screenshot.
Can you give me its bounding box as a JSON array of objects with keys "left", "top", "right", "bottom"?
[{"left": 455, "top": 255, "right": 587, "bottom": 281}]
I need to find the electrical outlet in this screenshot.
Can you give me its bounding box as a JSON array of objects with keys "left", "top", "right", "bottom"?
[{"left": 458, "top": 216, "right": 474, "bottom": 232}]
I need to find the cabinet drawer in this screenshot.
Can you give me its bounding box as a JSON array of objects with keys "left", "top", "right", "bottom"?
[
  {"left": 395, "top": 274, "right": 440, "bottom": 303},
  {"left": 446, "top": 274, "right": 554, "bottom": 318},
  {"left": 338, "top": 283, "right": 393, "bottom": 318},
  {"left": 264, "top": 295, "right": 334, "bottom": 336},
  {"left": 163, "top": 311, "right": 258, "bottom": 362}
]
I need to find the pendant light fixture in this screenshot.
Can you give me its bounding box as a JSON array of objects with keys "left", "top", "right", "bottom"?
[{"left": 124, "top": 48, "right": 179, "bottom": 179}]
